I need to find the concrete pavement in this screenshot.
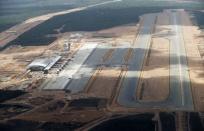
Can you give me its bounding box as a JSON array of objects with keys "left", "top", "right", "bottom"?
[
  {"left": 43, "top": 43, "right": 97, "bottom": 90},
  {"left": 42, "top": 10, "right": 194, "bottom": 111},
  {"left": 117, "top": 11, "right": 194, "bottom": 111}
]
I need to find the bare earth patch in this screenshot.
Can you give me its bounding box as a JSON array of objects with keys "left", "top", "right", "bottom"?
[
  {"left": 137, "top": 12, "right": 170, "bottom": 102},
  {"left": 86, "top": 68, "right": 122, "bottom": 99}
]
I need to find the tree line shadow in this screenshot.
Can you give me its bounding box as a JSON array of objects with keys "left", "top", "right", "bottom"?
[{"left": 5, "top": 4, "right": 203, "bottom": 48}]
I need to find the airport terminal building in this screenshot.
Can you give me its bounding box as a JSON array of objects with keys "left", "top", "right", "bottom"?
[{"left": 27, "top": 55, "right": 61, "bottom": 72}]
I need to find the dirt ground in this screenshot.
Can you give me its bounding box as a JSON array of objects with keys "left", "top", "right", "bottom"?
[
  {"left": 86, "top": 68, "right": 123, "bottom": 99},
  {"left": 15, "top": 99, "right": 106, "bottom": 123},
  {"left": 1, "top": 8, "right": 204, "bottom": 129},
  {"left": 180, "top": 11, "right": 204, "bottom": 111},
  {"left": 137, "top": 12, "right": 170, "bottom": 102},
  {"left": 0, "top": 33, "right": 82, "bottom": 90},
  {"left": 0, "top": 46, "right": 46, "bottom": 89}
]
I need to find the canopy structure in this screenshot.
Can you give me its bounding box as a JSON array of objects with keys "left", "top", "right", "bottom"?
[{"left": 27, "top": 55, "right": 61, "bottom": 71}]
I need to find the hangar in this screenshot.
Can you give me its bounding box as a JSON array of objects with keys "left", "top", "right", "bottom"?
[{"left": 27, "top": 55, "right": 61, "bottom": 71}]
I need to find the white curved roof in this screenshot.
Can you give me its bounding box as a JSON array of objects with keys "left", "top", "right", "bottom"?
[
  {"left": 27, "top": 55, "right": 61, "bottom": 70},
  {"left": 28, "top": 58, "right": 51, "bottom": 68}
]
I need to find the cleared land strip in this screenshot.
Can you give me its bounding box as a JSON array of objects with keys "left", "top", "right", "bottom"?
[{"left": 0, "top": 0, "right": 121, "bottom": 49}]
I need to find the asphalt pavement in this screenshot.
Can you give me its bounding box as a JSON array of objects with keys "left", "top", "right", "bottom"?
[
  {"left": 117, "top": 11, "right": 194, "bottom": 111},
  {"left": 43, "top": 10, "right": 194, "bottom": 111}
]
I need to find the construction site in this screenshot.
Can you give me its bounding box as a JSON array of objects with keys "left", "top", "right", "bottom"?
[{"left": 0, "top": 0, "right": 204, "bottom": 130}]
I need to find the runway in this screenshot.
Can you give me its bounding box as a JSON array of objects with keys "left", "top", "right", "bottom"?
[
  {"left": 117, "top": 11, "right": 194, "bottom": 111},
  {"left": 42, "top": 10, "right": 194, "bottom": 111}
]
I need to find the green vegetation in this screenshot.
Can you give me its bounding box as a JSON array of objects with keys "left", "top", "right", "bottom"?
[
  {"left": 191, "top": 11, "right": 204, "bottom": 30},
  {"left": 0, "top": 0, "right": 110, "bottom": 32},
  {"left": 5, "top": 0, "right": 204, "bottom": 47}
]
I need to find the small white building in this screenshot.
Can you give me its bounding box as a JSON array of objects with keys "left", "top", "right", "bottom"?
[{"left": 27, "top": 55, "right": 61, "bottom": 71}]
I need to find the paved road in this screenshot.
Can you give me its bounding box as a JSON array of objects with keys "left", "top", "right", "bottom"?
[
  {"left": 117, "top": 14, "right": 160, "bottom": 108},
  {"left": 117, "top": 11, "right": 194, "bottom": 111},
  {"left": 66, "top": 44, "right": 130, "bottom": 93},
  {"left": 169, "top": 11, "right": 193, "bottom": 110},
  {"left": 65, "top": 44, "right": 108, "bottom": 93},
  {"left": 43, "top": 10, "right": 194, "bottom": 111}
]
